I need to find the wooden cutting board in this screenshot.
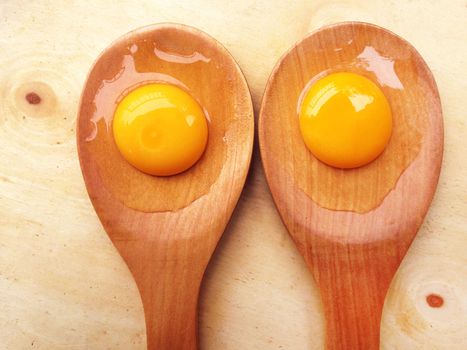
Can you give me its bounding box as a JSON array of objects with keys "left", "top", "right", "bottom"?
[{"left": 1, "top": 1, "right": 466, "bottom": 349}]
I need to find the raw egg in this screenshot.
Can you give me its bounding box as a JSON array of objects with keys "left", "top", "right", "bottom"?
[
  {"left": 113, "top": 83, "right": 208, "bottom": 176},
  {"left": 299, "top": 72, "right": 392, "bottom": 169}
]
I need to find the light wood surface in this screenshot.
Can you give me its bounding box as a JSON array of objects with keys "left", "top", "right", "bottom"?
[
  {"left": 259, "top": 22, "right": 443, "bottom": 349},
  {"left": 77, "top": 23, "right": 253, "bottom": 350},
  {"left": 1, "top": 1, "right": 466, "bottom": 349}
]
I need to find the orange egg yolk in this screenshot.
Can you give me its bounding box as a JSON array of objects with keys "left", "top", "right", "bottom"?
[
  {"left": 299, "top": 72, "right": 392, "bottom": 169},
  {"left": 113, "top": 83, "right": 208, "bottom": 176}
]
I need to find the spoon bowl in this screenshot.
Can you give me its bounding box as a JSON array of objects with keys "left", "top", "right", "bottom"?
[
  {"left": 259, "top": 22, "right": 443, "bottom": 349},
  {"left": 77, "top": 24, "right": 253, "bottom": 349}
]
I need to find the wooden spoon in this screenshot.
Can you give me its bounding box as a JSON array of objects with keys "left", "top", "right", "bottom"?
[
  {"left": 259, "top": 22, "right": 443, "bottom": 349},
  {"left": 77, "top": 24, "right": 253, "bottom": 349}
]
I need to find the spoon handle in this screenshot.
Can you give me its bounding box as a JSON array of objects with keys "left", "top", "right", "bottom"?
[
  {"left": 114, "top": 239, "right": 206, "bottom": 350},
  {"left": 305, "top": 237, "right": 403, "bottom": 350}
]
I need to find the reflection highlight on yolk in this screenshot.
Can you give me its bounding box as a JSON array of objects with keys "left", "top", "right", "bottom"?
[
  {"left": 299, "top": 72, "right": 392, "bottom": 169},
  {"left": 113, "top": 83, "right": 208, "bottom": 176}
]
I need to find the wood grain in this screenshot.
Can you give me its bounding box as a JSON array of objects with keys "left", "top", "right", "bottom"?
[
  {"left": 77, "top": 24, "right": 253, "bottom": 349},
  {"left": 1, "top": 1, "right": 466, "bottom": 349},
  {"left": 259, "top": 22, "right": 443, "bottom": 349}
]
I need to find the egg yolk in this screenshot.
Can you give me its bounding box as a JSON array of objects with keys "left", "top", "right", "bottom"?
[
  {"left": 299, "top": 72, "right": 392, "bottom": 169},
  {"left": 113, "top": 83, "right": 208, "bottom": 176}
]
